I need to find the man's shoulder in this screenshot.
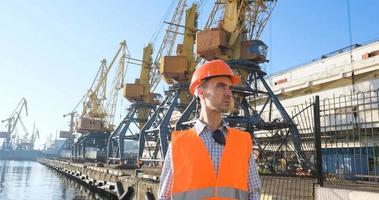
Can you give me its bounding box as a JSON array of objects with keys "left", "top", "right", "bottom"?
[
  {"left": 171, "top": 128, "right": 196, "bottom": 140},
  {"left": 227, "top": 127, "right": 253, "bottom": 145},
  {"left": 228, "top": 127, "right": 250, "bottom": 136},
  {"left": 172, "top": 128, "right": 194, "bottom": 134}
]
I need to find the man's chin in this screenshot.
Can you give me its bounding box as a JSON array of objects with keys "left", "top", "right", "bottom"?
[{"left": 219, "top": 107, "right": 230, "bottom": 113}]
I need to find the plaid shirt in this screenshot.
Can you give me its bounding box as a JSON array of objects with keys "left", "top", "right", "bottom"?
[{"left": 158, "top": 119, "right": 261, "bottom": 200}]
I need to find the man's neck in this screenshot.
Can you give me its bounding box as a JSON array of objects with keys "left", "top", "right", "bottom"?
[{"left": 199, "top": 108, "right": 222, "bottom": 131}]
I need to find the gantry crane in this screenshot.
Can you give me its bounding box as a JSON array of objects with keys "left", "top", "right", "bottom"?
[
  {"left": 107, "top": 0, "right": 189, "bottom": 164},
  {"left": 137, "top": 3, "right": 198, "bottom": 163},
  {"left": 1, "top": 98, "right": 28, "bottom": 151},
  {"left": 176, "top": 0, "right": 313, "bottom": 171},
  {"left": 77, "top": 40, "right": 128, "bottom": 133},
  {"left": 72, "top": 41, "right": 129, "bottom": 161},
  {"left": 107, "top": 43, "right": 160, "bottom": 164},
  {"left": 124, "top": 43, "right": 159, "bottom": 129}
]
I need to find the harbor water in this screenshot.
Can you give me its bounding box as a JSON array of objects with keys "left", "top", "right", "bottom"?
[{"left": 0, "top": 160, "right": 104, "bottom": 200}]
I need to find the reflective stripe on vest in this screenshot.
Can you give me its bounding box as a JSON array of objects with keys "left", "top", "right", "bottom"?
[
  {"left": 172, "top": 187, "right": 249, "bottom": 200},
  {"left": 171, "top": 127, "right": 252, "bottom": 200}
]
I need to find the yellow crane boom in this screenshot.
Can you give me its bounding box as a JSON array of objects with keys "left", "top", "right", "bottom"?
[
  {"left": 160, "top": 3, "right": 198, "bottom": 105},
  {"left": 105, "top": 41, "right": 130, "bottom": 130},
  {"left": 77, "top": 41, "right": 129, "bottom": 133}
]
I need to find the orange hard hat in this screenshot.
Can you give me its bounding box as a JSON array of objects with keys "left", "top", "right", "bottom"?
[{"left": 189, "top": 59, "right": 240, "bottom": 95}]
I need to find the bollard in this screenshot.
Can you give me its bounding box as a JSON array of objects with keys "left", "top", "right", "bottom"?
[
  {"left": 118, "top": 185, "right": 135, "bottom": 200},
  {"left": 145, "top": 188, "right": 155, "bottom": 200},
  {"left": 116, "top": 181, "right": 125, "bottom": 198},
  {"left": 97, "top": 182, "right": 104, "bottom": 187}
]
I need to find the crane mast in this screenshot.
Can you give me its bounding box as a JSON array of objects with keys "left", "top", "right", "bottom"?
[{"left": 134, "top": 44, "right": 158, "bottom": 128}]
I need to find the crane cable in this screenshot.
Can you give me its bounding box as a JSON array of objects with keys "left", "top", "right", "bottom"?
[
  {"left": 346, "top": 0, "right": 354, "bottom": 92},
  {"left": 150, "top": 0, "right": 177, "bottom": 43}
]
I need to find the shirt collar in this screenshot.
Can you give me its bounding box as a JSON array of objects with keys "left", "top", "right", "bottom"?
[{"left": 194, "top": 118, "right": 228, "bottom": 136}]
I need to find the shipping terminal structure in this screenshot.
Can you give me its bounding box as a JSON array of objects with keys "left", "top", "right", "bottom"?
[{"left": 3, "top": 0, "right": 378, "bottom": 199}]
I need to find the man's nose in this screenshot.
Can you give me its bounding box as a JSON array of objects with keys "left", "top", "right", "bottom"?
[{"left": 224, "top": 87, "right": 232, "bottom": 97}]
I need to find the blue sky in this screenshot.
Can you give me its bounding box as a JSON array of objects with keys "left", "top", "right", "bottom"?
[{"left": 0, "top": 0, "right": 378, "bottom": 149}]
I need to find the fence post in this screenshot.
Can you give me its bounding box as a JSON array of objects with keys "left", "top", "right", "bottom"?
[{"left": 314, "top": 95, "right": 323, "bottom": 187}]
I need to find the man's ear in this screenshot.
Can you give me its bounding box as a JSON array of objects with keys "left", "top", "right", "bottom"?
[{"left": 197, "top": 88, "right": 204, "bottom": 98}]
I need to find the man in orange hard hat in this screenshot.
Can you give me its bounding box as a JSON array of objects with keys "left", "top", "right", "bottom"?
[{"left": 158, "top": 59, "right": 261, "bottom": 200}]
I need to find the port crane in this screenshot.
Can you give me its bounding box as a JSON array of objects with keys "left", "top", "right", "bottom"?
[
  {"left": 1, "top": 98, "right": 28, "bottom": 151},
  {"left": 77, "top": 40, "right": 129, "bottom": 133},
  {"left": 175, "top": 0, "right": 313, "bottom": 170},
  {"left": 71, "top": 41, "right": 130, "bottom": 161},
  {"left": 137, "top": 3, "right": 198, "bottom": 163},
  {"left": 107, "top": 0, "right": 188, "bottom": 164},
  {"left": 107, "top": 43, "right": 160, "bottom": 164}
]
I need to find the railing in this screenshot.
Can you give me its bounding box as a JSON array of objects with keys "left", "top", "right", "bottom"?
[
  {"left": 260, "top": 175, "right": 317, "bottom": 200},
  {"left": 320, "top": 89, "right": 379, "bottom": 189},
  {"left": 257, "top": 96, "right": 321, "bottom": 199},
  {"left": 258, "top": 89, "right": 379, "bottom": 198}
]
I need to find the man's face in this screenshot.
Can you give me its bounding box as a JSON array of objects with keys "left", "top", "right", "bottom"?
[{"left": 198, "top": 76, "right": 233, "bottom": 113}]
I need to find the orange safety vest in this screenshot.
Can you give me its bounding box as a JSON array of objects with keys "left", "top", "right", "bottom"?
[{"left": 171, "top": 127, "right": 252, "bottom": 200}]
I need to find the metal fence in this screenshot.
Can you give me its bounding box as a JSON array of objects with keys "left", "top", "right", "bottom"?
[
  {"left": 256, "top": 96, "right": 320, "bottom": 178},
  {"left": 260, "top": 175, "right": 317, "bottom": 200},
  {"left": 320, "top": 89, "right": 379, "bottom": 189},
  {"left": 258, "top": 90, "right": 379, "bottom": 198},
  {"left": 257, "top": 96, "right": 321, "bottom": 199}
]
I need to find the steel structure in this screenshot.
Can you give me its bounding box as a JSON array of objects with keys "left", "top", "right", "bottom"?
[
  {"left": 176, "top": 0, "right": 313, "bottom": 170},
  {"left": 72, "top": 41, "right": 129, "bottom": 161},
  {"left": 175, "top": 70, "right": 311, "bottom": 168},
  {"left": 107, "top": 44, "right": 159, "bottom": 164},
  {"left": 107, "top": 1, "right": 191, "bottom": 164},
  {"left": 107, "top": 102, "right": 157, "bottom": 164},
  {"left": 137, "top": 4, "right": 198, "bottom": 163},
  {"left": 138, "top": 83, "right": 189, "bottom": 162},
  {"left": 78, "top": 40, "right": 129, "bottom": 133},
  {"left": 72, "top": 131, "right": 110, "bottom": 162}
]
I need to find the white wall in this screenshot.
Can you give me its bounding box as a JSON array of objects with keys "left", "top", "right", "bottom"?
[{"left": 315, "top": 185, "right": 379, "bottom": 200}]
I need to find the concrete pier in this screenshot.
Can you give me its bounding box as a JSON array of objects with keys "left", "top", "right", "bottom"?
[{"left": 38, "top": 158, "right": 160, "bottom": 200}]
